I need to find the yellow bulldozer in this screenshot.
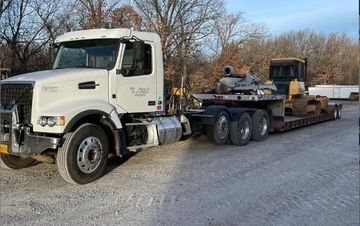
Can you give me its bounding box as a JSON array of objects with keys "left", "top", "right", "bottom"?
[{"left": 269, "top": 58, "right": 329, "bottom": 116}]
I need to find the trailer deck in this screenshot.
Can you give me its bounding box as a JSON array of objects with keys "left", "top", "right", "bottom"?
[
  {"left": 193, "top": 93, "right": 286, "bottom": 102},
  {"left": 191, "top": 92, "right": 339, "bottom": 133},
  {"left": 273, "top": 112, "right": 335, "bottom": 132}
]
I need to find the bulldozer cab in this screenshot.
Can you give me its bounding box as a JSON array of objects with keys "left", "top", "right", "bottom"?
[{"left": 269, "top": 58, "right": 307, "bottom": 95}]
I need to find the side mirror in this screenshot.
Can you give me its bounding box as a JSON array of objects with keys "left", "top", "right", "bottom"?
[
  {"left": 120, "top": 68, "right": 129, "bottom": 76},
  {"left": 50, "top": 43, "right": 58, "bottom": 66}
]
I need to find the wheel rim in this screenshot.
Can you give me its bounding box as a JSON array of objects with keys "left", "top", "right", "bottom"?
[
  {"left": 216, "top": 115, "right": 229, "bottom": 140},
  {"left": 334, "top": 109, "right": 337, "bottom": 118},
  {"left": 239, "top": 119, "right": 250, "bottom": 140},
  {"left": 77, "top": 136, "right": 103, "bottom": 174},
  {"left": 259, "top": 116, "right": 268, "bottom": 136}
]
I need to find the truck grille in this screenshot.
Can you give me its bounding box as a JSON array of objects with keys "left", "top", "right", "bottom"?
[{"left": 0, "top": 83, "right": 33, "bottom": 124}]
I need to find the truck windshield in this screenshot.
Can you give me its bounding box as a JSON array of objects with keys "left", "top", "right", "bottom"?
[{"left": 53, "top": 39, "right": 119, "bottom": 70}]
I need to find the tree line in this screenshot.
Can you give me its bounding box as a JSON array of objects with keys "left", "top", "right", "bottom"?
[{"left": 0, "top": 0, "right": 358, "bottom": 90}]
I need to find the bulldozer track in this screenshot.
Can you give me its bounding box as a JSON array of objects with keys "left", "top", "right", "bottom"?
[{"left": 292, "top": 98, "right": 310, "bottom": 116}]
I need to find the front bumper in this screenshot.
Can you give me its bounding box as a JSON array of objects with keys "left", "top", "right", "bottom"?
[{"left": 0, "top": 105, "right": 60, "bottom": 156}]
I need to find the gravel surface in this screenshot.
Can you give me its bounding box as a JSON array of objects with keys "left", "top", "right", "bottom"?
[{"left": 0, "top": 101, "right": 358, "bottom": 226}]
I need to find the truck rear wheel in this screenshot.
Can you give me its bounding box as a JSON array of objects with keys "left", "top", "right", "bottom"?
[
  {"left": 251, "top": 110, "right": 269, "bottom": 142},
  {"left": 333, "top": 107, "right": 337, "bottom": 120},
  {"left": 336, "top": 105, "right": 342, "bottom": 119},
  {"left": 207, "top": 110, "right": 230, "bottom": 145},
  {"left": 57, "top": 123, "right": 109, "bottom": 185},
  {"left": 230, "top": 112, "right": 252, "bottom": 146},
  {"left": 0, "top": 154, "right": 36, "bottom": 169}
]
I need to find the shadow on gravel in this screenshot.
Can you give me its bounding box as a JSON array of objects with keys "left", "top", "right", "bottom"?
[{"left": 104, "top": 152, "right": 140, "bottom": 176}]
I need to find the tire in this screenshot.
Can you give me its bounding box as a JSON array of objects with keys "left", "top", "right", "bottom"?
[
  {"left": 230, "top": 112, "right": 252, "bottom": 146},
  {"left": 0, "top": 154, "right": 36, "bottom": 170},
  {"left": 207, "top": 110, "right": 230, "bottom": 145},
  {"left": 333, "top": 106, "right": 337, "bottom": 120},
  {"left": 57, "top": 123, "right": 109, "bottom": 185},
  {"left": 336, "top": 106, "right": 342, "bottom": 119},
  {"left": 251, "top": 110, "right": 269, "bottom": 142}
]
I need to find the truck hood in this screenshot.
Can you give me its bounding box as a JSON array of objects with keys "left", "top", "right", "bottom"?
[{"left": 1, "top": 68, "right": 109, "bottom": 85}]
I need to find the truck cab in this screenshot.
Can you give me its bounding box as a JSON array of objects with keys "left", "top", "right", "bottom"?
[{"left": 0, "top": 28, "right": 173, "bottom": 184}]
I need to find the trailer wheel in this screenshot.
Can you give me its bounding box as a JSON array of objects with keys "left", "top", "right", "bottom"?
[
  {"left": 230, "top": 112, "right": 252, "bottom": 146},
  {"left": 0, "top": 154, "right": 36, "bottom": 169},
  {"left": 57, "top": 123, "right": 109, "bottom": 185},
  {"left": 251, "top": 110, "right": 269, "bottom": 142},
  {"left": 207, "top": 110, "right": 230, "bottom": 145},
  {"left": 333, "top": 107, "right": 337, "bottom": 120},
  {"left": 336, "top": 105, "right": 342, "bottom": 119}
]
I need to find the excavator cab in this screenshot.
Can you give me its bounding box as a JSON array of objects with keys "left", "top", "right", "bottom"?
[{"left": 269, "top": 58, "right": 307, "bottom": 96}]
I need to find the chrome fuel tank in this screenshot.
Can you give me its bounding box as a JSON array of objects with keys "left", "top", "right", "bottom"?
[{"left": 152, "top": 117, "right": 182, "bottom": 145}]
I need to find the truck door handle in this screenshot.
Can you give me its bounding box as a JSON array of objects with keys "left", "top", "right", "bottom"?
[{"left": 78, "top": 81, "right": 99, "bottom": 89}]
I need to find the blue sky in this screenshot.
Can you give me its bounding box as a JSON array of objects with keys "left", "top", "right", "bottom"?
[{"left": 226, "top": 0, "right": 358, "bottom": 38}]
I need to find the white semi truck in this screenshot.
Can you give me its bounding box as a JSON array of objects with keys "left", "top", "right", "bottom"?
[{"left": 0, "top": 28, "right": 342, "bottom": 184}]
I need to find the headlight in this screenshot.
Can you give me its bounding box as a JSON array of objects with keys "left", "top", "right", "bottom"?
[
  {"left": 38, "top": 116, "right": 65, "bottom": 127},
  {"left": 39, "top": 117, "right": 48, "bottom": 127},
  {"left": 47, "top": 117, "right": 56, "bottom": 127}
]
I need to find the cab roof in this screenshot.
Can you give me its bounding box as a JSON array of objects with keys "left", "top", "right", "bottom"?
[{"left": 55, "top": 28, "right": 161, "bottom": 43}]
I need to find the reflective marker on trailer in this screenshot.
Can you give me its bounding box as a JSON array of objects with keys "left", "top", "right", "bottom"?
[{"left": 0, "top": 144, "right": 9, "bottom": 154}]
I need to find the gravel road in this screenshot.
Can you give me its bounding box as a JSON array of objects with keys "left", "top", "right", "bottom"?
[{"left": 0, "top": 101, "right": 358, "bottom": 226}]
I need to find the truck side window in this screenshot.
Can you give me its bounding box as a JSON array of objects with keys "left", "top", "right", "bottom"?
[{"left": 121, "top": 42, "right": 152, "bottom": 76}]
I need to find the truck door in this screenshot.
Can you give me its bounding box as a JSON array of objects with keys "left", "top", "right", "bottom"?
[{"left": 113, "top": 41, "right": 157, "bottom": 113}]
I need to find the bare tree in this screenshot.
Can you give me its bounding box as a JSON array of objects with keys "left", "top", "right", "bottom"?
[
  {"left": 0, "top": 0, "right": 77, "bottom": 73},
  {"left": 234, "top": 30, "right": 359, "bottom": 85},
  {"left": 0, "top": 0, "right": 13, "bottom": 17},
  {"left": 77, "top": 0, "right": 122, "bottom": 29},
  {"left": 32, "top": 0, "right": 78, "bottom": 42},
  {"left": 134, "top": 0, "right": 224, "bottom": 83},
  {"left": 110, "top": 5, "right": 142, "bottom": 29},
  {"left": 1, "top": 0, "right": 41, "bottom": 73},
  {"left": 208, "top": 12, "right": 266, "bottom": 55}
]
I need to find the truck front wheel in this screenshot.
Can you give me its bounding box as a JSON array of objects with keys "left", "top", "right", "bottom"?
[
  {"left": 57, "top": 123, "right": 109, "bottom": 185},
  {"left": 0, "top": 154, "right": 36, "bottom": 169},
  {"left": 251, "top": 110, "right": 269, "bottom": 142}
]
